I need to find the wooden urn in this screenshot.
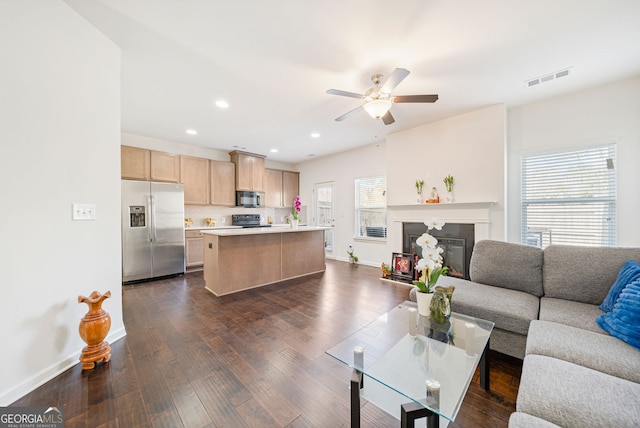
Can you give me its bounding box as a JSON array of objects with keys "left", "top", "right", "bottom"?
[{"left": 78, "top": 290, "right": 112, "bottom": 370}]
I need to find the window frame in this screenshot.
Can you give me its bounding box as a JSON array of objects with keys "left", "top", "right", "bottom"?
[
  {"left": 521, "top": 144, "right": 617, "bottom": 248},
  {"left": 354, "top": 176, "right": 387, "bottom": 241}
]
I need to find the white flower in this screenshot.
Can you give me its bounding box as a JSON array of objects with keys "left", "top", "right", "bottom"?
[
  {"left": 422, "top": 247, "right": 443, "bottom": 267},
  {"left": 416, "top": 257, "right": 436, "bottom": 271},
  {"left": 424, "top": 217, "right": 445, "bottom": 230},
  {"left": 416, "top": 232, "right": 438, "bottom": 249}
]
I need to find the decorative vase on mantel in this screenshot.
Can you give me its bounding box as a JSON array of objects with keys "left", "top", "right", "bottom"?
[{"left": 78, "top": 290, "right": 112, "bottom": 370}]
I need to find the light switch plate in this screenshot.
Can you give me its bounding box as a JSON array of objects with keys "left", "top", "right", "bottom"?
[{"left": 72, "top": 203, "right": 96, "bottom": 220}]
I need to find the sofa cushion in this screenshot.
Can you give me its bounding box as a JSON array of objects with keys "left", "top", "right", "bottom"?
[
  {"left": 509, "top": 412, "right": 561, "bottom": 428},
  {"left": 526, "top": 320, "right": 640, "bottom": 383},
  {"left": 596, "top": 278, "right": 640, "bottom": 351},
  {"left": 470, "top": 240, "right": 544, "bottom": 297},
  {"left": 517, "top": 355, "right": 640, "bottom": 428},
  {"left": 438, "top": 276, "right": 539, "bottom": 336},
  {"left": 538, "top": 297, "right": 604, "bottom": 334},
  {"left": 542, "top": 245, "right": 640, "bottom": 305},
  {"left": 599, "top": 260, "right": 640, "bottom": 312}
]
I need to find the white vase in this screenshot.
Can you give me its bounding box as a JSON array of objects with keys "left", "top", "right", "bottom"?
[
  {"left": 444, "top": 190, "right": 454, "bottom": 203},
  {"left": 416, "top": 291, "right": 433, "bottom": 317},
  {"left": 290, "top": 220, "right": 298, "bottom": 230}
]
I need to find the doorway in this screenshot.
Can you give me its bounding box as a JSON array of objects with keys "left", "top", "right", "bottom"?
[{"left": 313, "top": 182, "right": 334, "bottom": 252}]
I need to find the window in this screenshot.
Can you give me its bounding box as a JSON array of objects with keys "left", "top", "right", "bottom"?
[
  {"left": 355, "top": 176, "right": 387, "bottom": 239},
  {"left": 521, "top": 144, "right": 616, "bottom": 248}
]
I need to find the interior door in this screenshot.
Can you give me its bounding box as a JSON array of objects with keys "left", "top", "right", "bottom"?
[{"left": 314, "top": 183, "right": 334, "bottom": 252}]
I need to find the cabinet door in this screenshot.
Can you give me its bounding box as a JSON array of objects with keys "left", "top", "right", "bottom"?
[
  {"left": 211, "top": 161, "right": 236, "bottom": 206},
  {"left": 180, "top": 156, "right": 210, "bottom": 205},
  {"left": 283, "top": 171, "right": 300, "bottom": 209},
  {"left": 121, "top": 146, "right": 150, "bottom": 180},
  {"left": 252, "top": 156, "right": 265, "bottom": 191},
  {"left": 150, "top": 150, "right": 180, "bottom": 183},
  {"left": 264, "top": 169, "right": 283, "bottom": 207},
  {"left": 230, "top": 151, "right": 266, "bottom": 191},
  {"left": 185, "top": 231, "right": 204, "bottom": 268}
]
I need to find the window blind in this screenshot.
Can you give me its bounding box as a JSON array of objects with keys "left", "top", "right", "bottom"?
[
  {"left": 355, "top": 176, "right": 387, "bottom": 238},
  {"left": 521, "top": 144, "right": 616, "bottom": 247}
]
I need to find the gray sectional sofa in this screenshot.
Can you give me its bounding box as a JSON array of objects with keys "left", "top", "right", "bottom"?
[{"left": 413, "top": 240, "right": 640, "bottom": 427}]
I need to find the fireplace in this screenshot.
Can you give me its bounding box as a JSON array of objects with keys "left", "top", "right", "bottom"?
[{"left": 403, "top": 223, "right": 475, "bottom": 280}]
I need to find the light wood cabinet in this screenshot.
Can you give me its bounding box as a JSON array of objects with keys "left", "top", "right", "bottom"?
[
  {"left": 283, "top": 171, "right": 300, "bottom": 208},
  {"left": 121, "top": 146, "right": 150, "bottom": 180},
  {"left": 150, "top": 150, "right": 180, "bottom": 183},
  {"left": 185, "top": 229, "right": 204, "bottom": 270},
  {"left": 210, "top": 161, "right": 236, "bottom": 206},
  {"left": 180, "top": 155, "right": 210, "bottom": 205},
  {"left": 264, "top": 169, "right": 299, "bottom": 208},
  {"left": 229, "top": 151, "right": 265, "bottom": 191},
  {"left": 264, "top": 168, "right": 283, "bottom": 207}
]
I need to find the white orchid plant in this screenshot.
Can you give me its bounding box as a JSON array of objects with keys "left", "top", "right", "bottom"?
[{"left": 413, "top": 217, "right": 449, "bottom": 293}]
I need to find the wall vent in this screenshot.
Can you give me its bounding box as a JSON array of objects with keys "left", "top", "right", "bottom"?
[{"left": 526, "top": 67, "right": 571, "bottom": 88}]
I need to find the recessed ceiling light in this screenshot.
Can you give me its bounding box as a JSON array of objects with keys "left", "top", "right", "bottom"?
[
  {"left": 215, "top": 100, "right": 229, "bottom": 109},
  {"left": 186, "top": 129, "right": 197, "bottom": 135},
  {"left": 270, "top": 148, "right": 278, "bottom": 153},
  {"left": 310, "top": 133, "right": 320, "bottom": 138}
]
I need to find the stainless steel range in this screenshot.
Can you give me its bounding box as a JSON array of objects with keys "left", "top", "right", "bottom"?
[{"left": 231, "top": 214, "right": 271, "bottom": 228}]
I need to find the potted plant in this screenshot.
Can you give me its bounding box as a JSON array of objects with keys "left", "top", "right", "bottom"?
[
  {"left": 347, "top": 246, "right": 358, "bottom": 264},
  {"left": 413, "top": 218, "right": 449, "bottom": 316},
  {"left": 443, "top": 175, "right": 455, "bottom": 203},
  {"left": 289, "top": 195, "right": 302, "bottom": 229},
  {"left": 415, "top": 179, "right": 425, "bottom": 203}
]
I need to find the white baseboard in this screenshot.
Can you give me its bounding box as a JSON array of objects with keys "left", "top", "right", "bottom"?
[{"left": 0, "top": 327, "right": 127, "bottom": 406}]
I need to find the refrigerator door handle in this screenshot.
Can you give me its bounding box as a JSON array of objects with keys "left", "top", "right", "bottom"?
[
  {"left": 151, "top": 194, "right": 157, "bottom": 243},
  {"left": 148, "top": 195, "right": 153, "bottom": 243}
]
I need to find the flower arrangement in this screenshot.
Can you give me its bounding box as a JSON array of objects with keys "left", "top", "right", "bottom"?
[
  {"left": 292, "top": 195, "right": 301, "bottom": 221},
  {"left": 413, "top": 218, "right": 449, "bottom": 293}
]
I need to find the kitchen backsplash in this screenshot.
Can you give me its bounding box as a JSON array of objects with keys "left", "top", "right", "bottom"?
[{"left": 184, "top": 205, "right": 307, "bottom": 228}]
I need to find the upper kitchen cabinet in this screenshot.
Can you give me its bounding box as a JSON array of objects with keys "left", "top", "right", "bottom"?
[
  {"left": 264, "top": 168, "right": 283, "bottom": 207},
  {"left": 180, "top": 155, "right": 210, "bottom": 205},
  {"left": 283, "top": 171, "right": 300, "bottom": 207},
  {"left": 229, "top": 151, "right": 265, "bottom": 191},
  {"left": 121, "top": 146, "right": 150, "bottom": 180},
  {"left": 210, "top": 161, "right": 236, "bottom": 206},
  {"left": 150, "top": 150, "right": 180, "bottom": 183}
]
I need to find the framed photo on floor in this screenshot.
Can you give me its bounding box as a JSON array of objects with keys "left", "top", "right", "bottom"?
[{"left": 391, "top": 252, "right": 414, "bottom": 282}]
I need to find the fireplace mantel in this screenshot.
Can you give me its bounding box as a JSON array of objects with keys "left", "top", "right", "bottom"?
[
  {"left": 388, "top": 201, "right": 496, "bottom": 252},
  {"left": 387, "top": 201, "right": 495, "bottom": 210}
]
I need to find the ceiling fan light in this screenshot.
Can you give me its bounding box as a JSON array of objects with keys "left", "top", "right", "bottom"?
[{"left": 363, "top": 99, "right": 392, "bottom": 119}]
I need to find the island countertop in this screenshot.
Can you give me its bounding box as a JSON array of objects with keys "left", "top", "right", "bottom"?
[
  {"left": 202, "top": 226, "right": 328, "bottom": 296},
  {"left": 200, "top": 226, "right": 329, "bottom": 236}
]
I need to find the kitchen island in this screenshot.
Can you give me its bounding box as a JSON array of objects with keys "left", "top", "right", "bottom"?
[{"left": 201, "top": 226, "right": 328, "bottom": 296}]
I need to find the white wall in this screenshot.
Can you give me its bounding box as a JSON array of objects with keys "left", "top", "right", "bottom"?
[
  {"left": 297, "top": 104, "right": 506, "bottom": 267},
  {"left": 507, "top": 76, "right": 640, "bottom": 246},
  {"left": 0, "top": 1, "right": 123, "bottom": 405}
]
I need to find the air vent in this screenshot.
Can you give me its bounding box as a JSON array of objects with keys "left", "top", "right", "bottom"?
[{"left": 526, "top": 68, "right": 571, "bottom": 88}]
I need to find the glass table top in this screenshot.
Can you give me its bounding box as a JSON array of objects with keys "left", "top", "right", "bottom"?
[{"left": 326, "top": 301, "right": 494, "bottom": 423}]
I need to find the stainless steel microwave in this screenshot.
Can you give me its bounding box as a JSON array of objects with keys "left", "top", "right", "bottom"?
[{"left": 235, "top": 191, "right": 265, "bottom": 208}]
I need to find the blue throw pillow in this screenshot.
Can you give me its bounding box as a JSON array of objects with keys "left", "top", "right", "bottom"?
[
  {"left": 596, "top": 278, "right": 640, "bottom": 351},
  {"left": 599, "top": 260, "right": 640, "bottom": 312}
]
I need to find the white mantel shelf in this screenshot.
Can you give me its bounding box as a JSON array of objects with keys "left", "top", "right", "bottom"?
[{"left": 387, "top": 202, "right": 496, "bottom": 209}]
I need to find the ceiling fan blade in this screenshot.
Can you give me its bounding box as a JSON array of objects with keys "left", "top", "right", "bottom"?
[
  {"left": 380, "top": 68, "right": 410, "bottom": 93},
  {"left": 326, "top": 89, "right": 365, "bottom": 99},
  {"left": 335, "top": 105, "right": 363, "bottom": 122},
  {"left": 393, "top": 94, "right": 439, "bottom": 103},
  {"left": 381, "top": 111, "right": 395, "bottom": 125}
]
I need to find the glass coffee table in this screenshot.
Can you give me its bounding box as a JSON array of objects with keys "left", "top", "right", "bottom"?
[{"left": 326, "top": 301, "right": 494, "bottom": 428}]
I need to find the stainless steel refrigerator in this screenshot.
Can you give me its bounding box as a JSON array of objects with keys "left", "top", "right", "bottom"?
[{"left": 122, "top": 180, "right": 185, "bottom": 283}]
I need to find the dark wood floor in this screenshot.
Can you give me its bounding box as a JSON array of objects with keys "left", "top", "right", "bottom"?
[{"left": 13, "top": 260, "right": 521, "bottom": 427}]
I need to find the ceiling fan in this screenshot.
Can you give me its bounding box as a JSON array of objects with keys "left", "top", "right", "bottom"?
[{"left": 326, "top": 68, "right": 438, "bottom": 125}]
